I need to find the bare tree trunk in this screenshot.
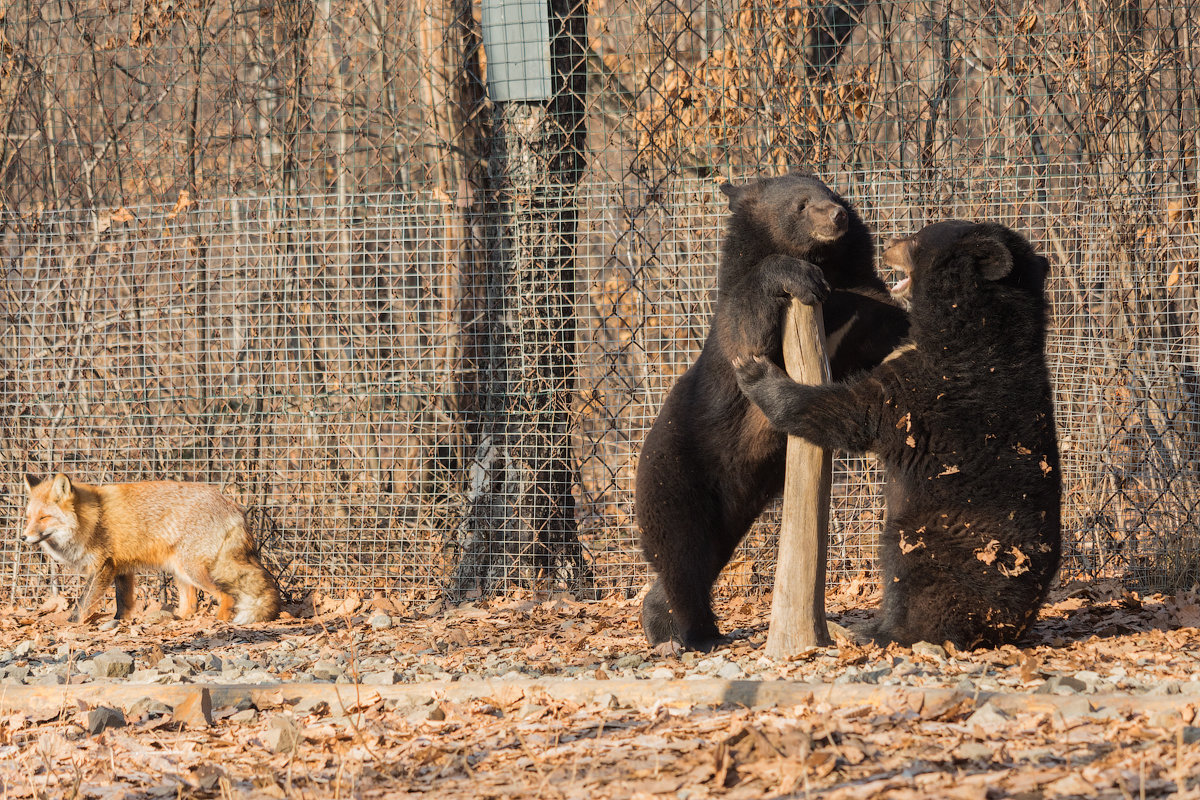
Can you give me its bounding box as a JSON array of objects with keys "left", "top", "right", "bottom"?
[
  {"left": 765, "top": 300, "right": 832, "bottom": 657},
  {"left": 449, "top": 0, "right": 590, "bottom": 600}
]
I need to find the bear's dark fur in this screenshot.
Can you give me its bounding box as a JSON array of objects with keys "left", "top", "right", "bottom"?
[
  {"left": 635, "top": 173, "right": 909, "bottom": 651},
  {"left": 734, "top": 220, "right": 1061, "bottom": 649}
]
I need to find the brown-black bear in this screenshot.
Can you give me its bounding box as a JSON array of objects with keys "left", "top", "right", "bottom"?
[
  {"left": 734, "top": 220, "right": 1061, "bottom": 649},
  {"left": 636, "top": 173, "right": 909, "bottom": 651}
]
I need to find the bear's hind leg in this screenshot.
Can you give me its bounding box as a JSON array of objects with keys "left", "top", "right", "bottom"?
[
  {"left": 641, "top": 579, "right": 675, "bottom": 645},
  {"left": 658, "top": 564, "right": 728, "bottom": 652}
]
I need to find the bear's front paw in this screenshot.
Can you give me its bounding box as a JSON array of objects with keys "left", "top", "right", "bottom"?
[
  {"left": 788, "top": 261, "right": 831, "bottom": 306},
  {"left": 732, "top": 354, "right": 776, "bottom": 393}
]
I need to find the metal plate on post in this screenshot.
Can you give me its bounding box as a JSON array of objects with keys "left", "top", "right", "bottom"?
[{"left": 482, "top": 0, "right": 553, "bottom": 102}]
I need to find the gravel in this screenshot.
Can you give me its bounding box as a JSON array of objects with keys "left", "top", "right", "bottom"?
[
  {"left": 0, "top": 588, "right": 1196, "bottom": 711},
  {"left": 6, "top": 635, "right": 1192, "bottom": 694}
]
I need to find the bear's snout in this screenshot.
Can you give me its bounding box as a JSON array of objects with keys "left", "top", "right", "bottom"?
[{"left": 808, "top": 201, "right": 848, "bottom": 241}]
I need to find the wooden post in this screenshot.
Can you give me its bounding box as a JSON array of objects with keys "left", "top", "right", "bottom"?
[{"left": 765, "top": 299, "right": 833, "bottom": 657}]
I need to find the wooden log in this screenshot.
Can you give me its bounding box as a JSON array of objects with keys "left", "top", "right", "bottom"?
[{"left": 765, "top": 299, "right": 833, "bottom": 657}]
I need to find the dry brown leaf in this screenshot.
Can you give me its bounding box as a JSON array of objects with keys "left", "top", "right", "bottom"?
[
  {"left": 166, "top": 189, "right": 191, "bottom": 220},
  {"left": 975, "top": 540, "right": 1000, "bottom": 565}
]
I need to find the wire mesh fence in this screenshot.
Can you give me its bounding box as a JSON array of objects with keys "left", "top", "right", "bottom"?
[{"left": 1, "top": 0, "right": 1198, "bottom": 604}]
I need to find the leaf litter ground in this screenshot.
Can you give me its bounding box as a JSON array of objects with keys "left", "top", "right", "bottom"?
[{"left": 0, "top": 579, "right": 1199, "bottom": 799}]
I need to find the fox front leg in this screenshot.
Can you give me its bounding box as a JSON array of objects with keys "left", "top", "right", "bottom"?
[
  {"left": 114, "top": 572, "right": 136, "bottom": 619},
  {"left": 71, "top": 560, "right": 117, "bottom": 623},
  {"left": 177, "top": 584, "right": 199, "bottom": 619}
]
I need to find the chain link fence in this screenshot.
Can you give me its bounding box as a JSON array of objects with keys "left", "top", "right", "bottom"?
[{"left": 1, "top": 0, "right": 1198, "bottom": 604}]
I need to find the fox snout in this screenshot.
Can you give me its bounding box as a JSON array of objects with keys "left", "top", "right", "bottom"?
[{"left": 23, "top": 526, "right": 58, "bottom": 545}]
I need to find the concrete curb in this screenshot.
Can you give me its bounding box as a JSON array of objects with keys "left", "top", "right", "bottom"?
[{"left": 0, "top": 677, "right": 1196, "bottom": 722}]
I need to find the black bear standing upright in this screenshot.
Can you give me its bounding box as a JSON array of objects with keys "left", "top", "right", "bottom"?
[
  {"left": 735, "top": 220, "right": 1061, "bottom": 649},
  {"left": 636, "top": 173, "right": 909, "bottom": 651}
]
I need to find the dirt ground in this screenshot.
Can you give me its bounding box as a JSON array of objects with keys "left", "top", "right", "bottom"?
[{"left": 1, "top": 579, "right": 1199, "bottom": 799}]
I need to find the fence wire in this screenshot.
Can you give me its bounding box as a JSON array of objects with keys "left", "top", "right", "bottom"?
[{"left": 0, "top": 0, "right": 1198, "bottom": 604}]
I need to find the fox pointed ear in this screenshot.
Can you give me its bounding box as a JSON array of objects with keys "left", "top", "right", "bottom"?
[
  {"left": 24, "top": 474, "right": 42, "bottom": 491},
  {"left": 49, "top": 474, "right": 72, "bottom": 501}
]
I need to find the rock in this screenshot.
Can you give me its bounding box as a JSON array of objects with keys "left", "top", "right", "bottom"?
[
  {"left": 953, "top": 742, "right": 994, "bottom": 761},
  {"left": 92, "top": 650, "right": 134, "bottom": 679},
  {"left": 614, "top": 654, "right": 644, "bottom": 670},
  {"left": 1036, "top": 675, "right": 1088, "bottom": 695},
  {"left": 128, "top": 669, "right": 170, "bottom": 684},
  {"left": 407, "top": 703, "right": 446, "bottom": 723},
  {"left": 1056, "top": 675, "right": 1089, "bottom": 693},
  {"left": 0, "top": 666, "right": 28, "bottom": 685},
  {"left": 85, "top": 706, "right": 125, "bottom": 734},
  {"left": 13, "top": 641, "right": 33, "bottom": 658},
  {"left": 312, "top": 660, "right": 343, "bottom": 681},
  {"left": 715, "top": 661, "right": 743, "bottom": 680},
  {"left": 31, "top": 673, "right": 65, "bottom": 686},
  {"left": 98, "top": 620, "right": 120, "bottom": 631},
  {"left": 964, "top": 702, "right": 1011, "bottom": 733},
  {"left": 833, "top": 670, "right": 857, "bottom": 685},
  {"left": 650, "top": 667, "right": 675, "bottom": 680},
  {"left": 293, "top": 697, "right": 329, "bottom": 717},
  {"left": 911, "top": 642, "right": 947, "bottom": 660},
  {"left": 157, "top": 657, "right": 196, "bottom": 678},
  {"left": 171, "top": 688, "right": 213, "bottom": 728},
  {"left": 1182, "top": 726, "right": 1200, "bottom": 745},
  {"left": 229, "top": 709, "right": 257, "bottom": 724},
  {"left": 1147, "top": 681, "right": 1182, "bottom": 696},
  {"left": 128, "top": 697, "right": 172, "bottom": 719},
  {"left": 368, "top": 614, "right": 393, "bottom": 631},
  {"left": 362, "top": 670, "right": 401, "bottom": 686},
  {"left": 1048, "top": 696, "right": 1092, "bottom": 720},
  {"left": 143, "top": 610, "right": 175, "bottom": 625},
  {"left": 263, "top": 715, "right": 300, "bottom": 753},
  {"left": 229, "top": 657, "right": 262, "bottom": 671},
  {"left": 203, "top": 654, "right": 223, "bottom": 672},
  {"left": 858, "top": 667, "right": 891, "bottom": 685}
]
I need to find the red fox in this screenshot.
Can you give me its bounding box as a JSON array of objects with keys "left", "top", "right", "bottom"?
[{"left": 22, "top": 474, "right": 281, "bottom": 624}]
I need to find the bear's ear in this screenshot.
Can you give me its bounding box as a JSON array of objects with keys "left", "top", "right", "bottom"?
[
  {"left": 962, "top": 232, "right": 1012, "bottom": 281},
  {"left": 719, "top": 182, "right": 743, "bottom": 210}
]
